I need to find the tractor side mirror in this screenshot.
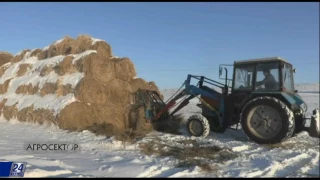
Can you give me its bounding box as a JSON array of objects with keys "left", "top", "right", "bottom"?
[{"left": 293, "top": 68, "right": 296, "bottom": 73}]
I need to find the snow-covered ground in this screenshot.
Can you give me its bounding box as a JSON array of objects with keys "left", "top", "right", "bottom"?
[{"left": 0, "top": 86, "right": 319, "bottom": 177}]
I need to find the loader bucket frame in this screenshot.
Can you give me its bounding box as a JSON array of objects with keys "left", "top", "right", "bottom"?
[{"left": 134, "top": 89, "right": 169, "bottom": 120}]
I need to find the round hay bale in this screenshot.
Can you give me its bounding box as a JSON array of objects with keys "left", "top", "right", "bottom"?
[
  {"left": 17, "top": 63, "right": 32, "bottom": 76},
  {"left": 0, "top": 78, "right": 12, "bottom": 94},
  {"left": 105, "top": 79, "right": 134, "bottom": 105},
  {"left": 37, "top": 49, "right": 48, "bottom": 60},
  {"left": 74, "top": 59, "right": 84, "bottom": 72},
  {"left": 56, "top": 84, "right": 73, "bottom": 97},
  {"left": 30, "top": 48, "right": 42, "bottom": 57},
  {"left": 37, "top": 35, "right": 112, "bottom": 60},
  {"left": 12, "top": 49, "right": 31, "bottom": 63},
  {"left": 15, "top": 83, "right": 39, "bottom": 95},
  {"left": 17, "top": 106, "right": 33, "bottom": 122},
  {"left": 38, "top": 36, "right": 76, "bottom": 60},
  {"left": 127, "top": 104, "right": 153, "bottom": 131},
  {"left": 40, "top": 83, "right": 58, "bottom": 96},
  {"left": 3, "top": 104, "right": 18, "bottom": 120},
  {"left": 130, "top": 78, "right": 150, "bottom": 92},
  {"left": 31, "top": 108, "right": 56, "bottom": 125},
  {"left": 40, "top": 65, "right": 55, "bottom": 76},
  {"left": 54, "top": 55, "right": 77, "bottom": 75},
  {"left": 74, "top": 77, "right": 109, "bottom": 105},
  {"left": 74, "top": 34, "right": 112, "bottom": 57},
  {"left": 73, "top": 35, "right": 94, "bottom": 54},
  {"left": 0, "top": 98, "right": 8, "bottom": 116},
  {"left": 0, "top": 52, "right": 13, "bottom": 66},
  {"left": 91, "top": 40, "right": 112, "bottom": 58},
  {"left": 112, "top": 57, "right": 137, "bottom": 82},
  {"left": 54, "top": 36, "right": 76, "bottom": 55},
  {"left": 94, "top": 103, "right": 127, "bottom": 130},
  {"left": 58, "top": 102, "right": 97, "bottom": 131},
  {"left": 83, "top": 53, "right": 116, "bottom": 84},
  {"left": 0, "top": 65, "right": 10, "bottom": 78}
]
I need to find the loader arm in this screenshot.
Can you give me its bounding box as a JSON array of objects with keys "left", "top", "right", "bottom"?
[{"left": 152, "top": 74, "right": 226, "bottom": 121}]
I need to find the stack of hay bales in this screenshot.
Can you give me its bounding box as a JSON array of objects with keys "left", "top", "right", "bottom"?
[{"left": 0, "top": 35, "right": 163, "bottom": 134}]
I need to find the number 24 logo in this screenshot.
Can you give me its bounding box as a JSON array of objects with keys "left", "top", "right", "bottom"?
[{"left": 13, "top": 164, "right": 24, "bottom": 172}]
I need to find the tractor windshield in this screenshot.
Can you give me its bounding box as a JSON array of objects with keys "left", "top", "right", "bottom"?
[
  {"left": 255, "top": 62, "right": 280, "bottom": 91},
  {"left": 233, "top": 65, "right": 254, "bottom": 90},
  {"left": 282, "top": 63, "right": 294, "bottom": 92}
]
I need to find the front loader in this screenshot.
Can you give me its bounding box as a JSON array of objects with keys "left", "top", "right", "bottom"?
[{"left": 134, "top": 57, "right": 320, "bottom": 144}]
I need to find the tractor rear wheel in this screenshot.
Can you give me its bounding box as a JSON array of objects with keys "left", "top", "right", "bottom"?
[
  {"left": 186, "top": 114, "right": 210, "bottom": 138},
  {"left": 240, "top": 96, "right": 295, "bottom": 144}
]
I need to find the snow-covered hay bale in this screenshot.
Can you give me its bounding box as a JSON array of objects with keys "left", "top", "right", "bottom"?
[
  {"left": 0, "top": 78, "right": 12, "bottom": 94},
  {"left": 15, "top": 83, "right": 39, "bottom": 95},
  {"left": 56, "top": 84, "right": 73, "bottom": 97},
  {"left": 0, "top": 34, "right": 164, "bottom": 139},
  {"left": 0, "top": 66, "right": 9, "bottom": 78},
  {"left": 0, "top": 99, "right": 7, "bottom": 116},
  {"left": 17, "top": 106, "right": 33, "bottom": 122},
  {"left": 12, "top": 49, "right": 31, "bottom": 63},
  {"left": 54, "top": 56, "right": 77, "bottom": 75},
  {"left": 17, "top": 63, "right": 32, "bottom": 76},
  {"left": 40, "top": 65, "right": 55, "bottom": 76},
  {"left": 38, "top": 35, "right": 112, "bottom": 60},
  {"left": 0, "top": 52, "right": 13, "bottom": 66},
  {"left": 3, "top": 104, "right": 18, "bottom": 120},
  {"left": 30, "top": 48, "right": 42, "bottom": 57},
  {"left": 40, "top": 82, "right": 58, "bottom": 96}
]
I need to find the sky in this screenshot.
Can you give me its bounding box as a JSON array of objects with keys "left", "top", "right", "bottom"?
[{"left": 0, "top": 2, "right": 319, "bottom": 89}]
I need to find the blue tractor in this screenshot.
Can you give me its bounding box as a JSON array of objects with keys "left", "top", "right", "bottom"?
[{"left": 135, "top": 57, "right": 319, "bottom": 144}]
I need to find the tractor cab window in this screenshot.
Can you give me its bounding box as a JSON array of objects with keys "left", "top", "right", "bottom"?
[
  {"left": 233, "top": 66, "right": 254, "bottom": 90},
  {"left": 282, "top": 63, "right": 294, "bottom": 92},
  {"left": 255, "top": 62, "right": 280, "bottom": 91}
]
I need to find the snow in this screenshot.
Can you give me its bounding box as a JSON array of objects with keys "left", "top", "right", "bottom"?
[
  {"left": 72, "top": 50, "right": 97, "bottom": 64},
  {"left": 15, "top": 50, "right": 24, "bottom": 56},
  {"left": 60, "top": 72, "right": 84, "bottom": 88},
  {"left": 2, "top": 94, "right": 76, "bottom": 115},
  {"left": 42, "top": 46, "right": 50, "bottom": 51},
  {"left": 0, "top": 85, "right": 318, "bottom": 177},
  {"left": 54, "top": 38, "right": 65, "bottom": 46},
  {"left": 295, "top": 83, "right": 319, "bottom": 93},
  {"left": 91, "top": 37, "right": 104, "bottom": 45}
]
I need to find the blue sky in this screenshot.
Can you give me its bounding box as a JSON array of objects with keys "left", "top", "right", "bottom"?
[{"left": 0, "top": 2, "right": 318, "bottom": 89}]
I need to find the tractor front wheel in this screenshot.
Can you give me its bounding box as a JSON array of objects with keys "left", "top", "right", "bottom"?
[
  {"left": 186, "top": 114, "right": 210, "bottom": 138},
  {"left": 241, "top": 96, "right": 295, "bottom": 144}
]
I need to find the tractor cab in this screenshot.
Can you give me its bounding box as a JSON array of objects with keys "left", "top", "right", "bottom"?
[
  {"left": 232, "top": 57, "right": 294, "bottom": 93},
  {"left": 227, "top": 57, "right": 298, "bottom": 112}
]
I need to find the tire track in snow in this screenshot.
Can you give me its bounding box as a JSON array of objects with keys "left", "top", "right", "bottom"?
[
  {"left": 260, "top": 153, "right": 313, "bottom": 177},
  {"left": 299, "top": 152, "right": 320, "bottom": 177}
]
